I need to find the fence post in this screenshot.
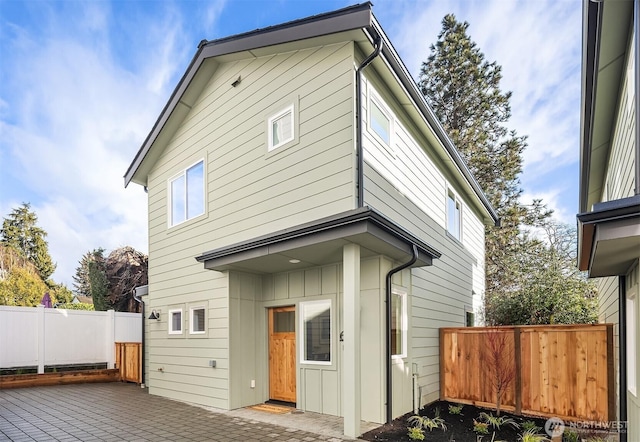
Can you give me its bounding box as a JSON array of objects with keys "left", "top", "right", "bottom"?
[
  {"left": 106, "top": 310, "right": 115, "bottom": 369},
  {"left": 514, "top": 327, "right": 522, "bottom": 415},
  {"left": 37, "top": 305, "right": 45, "bottom": 374}
]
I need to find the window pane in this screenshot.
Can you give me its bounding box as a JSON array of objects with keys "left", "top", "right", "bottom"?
[
  {"left": 192, "top": 308, "right": 205, "bottom": 333},
  {"left": 447, "top": 193, "right": 460, "bottom": 240},
  {"left": 171, "top": 311, "right": 181, "bottom": 332},
  {"left": 391, "top": 293, "right": 403, "bottom": 356},
  {"left": 303, "top": 301, "right": 330, "bottom": 362},
  {"left": 186, "top": 162, "right": 204, "bottom": 219},
  {"left": 370, "top": 100, "right": 390, "bottom": 145},
  {"left": 171, "top": 175, "right": 186, "bottom": 226},
  {"left": 272, "top": 111, "right": 293, "bottom": 147},
  {"left": 274, "top": 310, "right": 295, "bottom": 333}
]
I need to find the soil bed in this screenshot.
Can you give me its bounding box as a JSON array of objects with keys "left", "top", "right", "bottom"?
[{"left": 360, "top": 401, "right": 549, "bottom": 442}]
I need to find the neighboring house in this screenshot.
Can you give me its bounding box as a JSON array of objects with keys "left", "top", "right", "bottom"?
[
  {"left": 71, "top": 295, "right": 93, "bottom": 305},
  {"left": 578, "top": 1, "right": 639, "bottom": 441},
  {"left": 125, "top": 3, "right": 497, "bottom": 438}
]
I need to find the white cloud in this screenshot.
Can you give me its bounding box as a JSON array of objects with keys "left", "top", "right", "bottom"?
[{"left": 0, "top": 2, "right": 196, "bottom": 287}]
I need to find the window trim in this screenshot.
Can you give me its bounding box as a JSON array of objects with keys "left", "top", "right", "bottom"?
[
  {"left": 167, "top": 159, "right": 206, "bottom": 228},
  {"left": 189, "top": 306, "right": 206, "bottom": 335},
  {"left": 300, "top": 299, "right": 332, "bottom": 366},
  {"left": 391, "top": 289, "right": 407, "bottom": 359},
  {"left": 168, "top": 308, "right": 183, "bottom": 335},
  {"left": 267, "top": 104, "right": 295, "bottom": 151},
  {"left": 446, "top": 189, "right": 462, "bottom": 242}
]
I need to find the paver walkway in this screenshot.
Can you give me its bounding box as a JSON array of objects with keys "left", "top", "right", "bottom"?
[{"left": 0, "top": 383, "right": 373, "bottom": 441}]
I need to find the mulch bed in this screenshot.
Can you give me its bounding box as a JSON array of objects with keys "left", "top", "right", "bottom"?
[{"left": 360, "top": 401, "right": 549, "bottom": 442}]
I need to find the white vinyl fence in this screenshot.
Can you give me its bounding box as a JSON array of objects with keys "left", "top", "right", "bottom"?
[{"left": 0, "top": 305, "right": 141, "bottom": 373}]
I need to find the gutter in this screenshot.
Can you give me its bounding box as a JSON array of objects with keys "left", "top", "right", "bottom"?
[
  {"left": 355, "top": 30, "right": 383, "bottom": 208},
  {"left": 384, "top": 245, "right": 418, "bottom": 424}
]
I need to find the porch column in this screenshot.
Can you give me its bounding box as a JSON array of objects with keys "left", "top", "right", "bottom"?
[{"left": 343, "top": 243, "right": 361, "bottom": 438}]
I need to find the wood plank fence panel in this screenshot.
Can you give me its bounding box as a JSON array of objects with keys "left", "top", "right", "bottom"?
[
  {"left": 440, "top": 324, "right": 614, "bottom": 422},
  {"left": 115, "top": 342, "right": 141, "bottom": 384}
]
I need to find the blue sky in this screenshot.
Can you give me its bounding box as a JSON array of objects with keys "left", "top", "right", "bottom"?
[{"left": 0, "top": 0, "right": 582, "bottom": 287}]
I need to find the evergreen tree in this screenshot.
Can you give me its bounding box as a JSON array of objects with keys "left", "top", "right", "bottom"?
[
  {"left": 88, "top": 254, "right": 110, "bottom": 311},
  {"left": 0, "top": 203, "right": 56, "bottom": 280},
  {"left": 73, "top": 248, "right": 105, "bottom": 297},
  {"left": 419, "top": 15, "right": 554, "bottom": 323}
]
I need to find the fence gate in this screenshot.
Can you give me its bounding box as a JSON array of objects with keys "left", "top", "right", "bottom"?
[{"left": 115, "top": 342, "right": 141, "bottom": 384}]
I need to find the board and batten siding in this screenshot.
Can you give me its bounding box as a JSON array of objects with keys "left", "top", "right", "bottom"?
[
  {"left": 361, "top": 72, "right": 486, "bottom": 409},
  {"left": 144, "top": 41, "right": 357, "bottom": 409}
]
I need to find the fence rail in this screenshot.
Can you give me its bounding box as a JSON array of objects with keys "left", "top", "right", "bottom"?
[{"left": 440, "top": 324, "right": 614, "bottom": 422}]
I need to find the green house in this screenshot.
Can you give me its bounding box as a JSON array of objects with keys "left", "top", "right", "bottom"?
[{"left": 125, "top": 3, "right": 497, "bottom": 438}]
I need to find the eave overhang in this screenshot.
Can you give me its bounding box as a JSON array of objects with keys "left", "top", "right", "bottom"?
[
  {"left": 577, "top": 195, "right": 640, "bottom": 277},
  {"left": 579, "top": 0, "right": 634, "bottom": 213},
  {"left": 195, "top": 207, "right": 441, "bottom": 274}
]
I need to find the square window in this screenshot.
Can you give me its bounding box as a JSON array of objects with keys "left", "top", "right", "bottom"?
[
  {"left": 169, "top": 309, "right": 182, "bottom": 335},
  {"left": 190, "top": 307, "right": 205, "bottom": 334},
  {"left": 391, "top": 290, "right": 406, "bottom": 357},
  {"left": 370, "top": 99, "right": 391, "bottom": 146},
  {"left": 301, "top": 300, "right": 331, "bottom": 364},
  {"left": 169, "top": 160, "right": 205, "bottom": 227},
  {"left": 268, "top": 105, "right": 294, "bottom": 151},
  {"left": 447, "top": 191, "right": 461, "bottom": 240}
]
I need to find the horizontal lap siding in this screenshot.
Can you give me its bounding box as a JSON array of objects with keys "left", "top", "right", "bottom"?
[
  {"left": 596, "top": 41, "right": 636, "bottom": 421},
  {"left": 361, "top": 74, "right": 486, "bottom": 410},
  {"left": 144, "top": 42, "right": 356, "bottom": 409}
]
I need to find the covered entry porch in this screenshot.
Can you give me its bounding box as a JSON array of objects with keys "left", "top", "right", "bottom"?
[{"left": 195, "top": 207, "right": 440, "bottom": 438}]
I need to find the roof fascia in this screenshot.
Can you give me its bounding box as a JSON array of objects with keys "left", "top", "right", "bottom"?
[
  {"left": 195, "top": 207, "right": 442, "bottom": 264},
  {"left": 368, "top": 16, "right": 499, "bottom": 226},
  {"left": 124, "top": 2, "right": 373, "bottom": 187}
]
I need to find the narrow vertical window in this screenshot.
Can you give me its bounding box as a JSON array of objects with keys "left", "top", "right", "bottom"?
[
  {"left": 370, "top": 99, "right": 391, "bottom": 146},
  {"left": 301, "top": 300, "right": 331, "bottom": 364},
  {"left": 268, "top": 105, "right": 294, "bottom": 151},
  {"left": 391, "top": 290, "right": 406, "bottom": 357},
  {"left": 447, "top": 191, "right": 461, "bottom": 240},
  {"left": 190, "top": 307, "right": 206, "bottom": 334},
  {"left": 627, "top": 294, "right": 636, "bottom": 395},
  {"left": 169, "top": 160, "right": 205, "bottom": 227},
  {"left": 169, "top": 309, "right": 182, "bottom": 335}
]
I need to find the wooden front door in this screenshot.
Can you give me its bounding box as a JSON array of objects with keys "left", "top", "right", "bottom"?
[{"left": 268, "top": 306, "right": 296, "bottom": 403}]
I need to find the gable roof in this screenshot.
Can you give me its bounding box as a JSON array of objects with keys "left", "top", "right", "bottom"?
[{"left": 124, "top": 2, "right": 498, "bottom": 225}]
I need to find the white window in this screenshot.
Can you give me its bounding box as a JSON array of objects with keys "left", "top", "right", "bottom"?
[
  {"left": 391, "top": 289, "right": 407, "bottom": 358},
  {"left": 368, "top": 86, "right": 394, "bottom": 150},
  {"left": 169, "top": 160, "right": 205, "bottom": 227},
  {"left": 300, "top": 299, "right": 331, "bottom": 364},
  {"left": 169, "top": 309, "right": 183, "bottom": 335},
  {"left": 190, "top": 307, "right": 206, "bottom": 334},
  {"left": 447, "top": 190, "right": 461, "bottom": 241},
  {"left": 268, "top": 105, "right": 294, "bottom": 151},
  {"left": 627, "top": 294, "right": 636, "bottom": 395}
]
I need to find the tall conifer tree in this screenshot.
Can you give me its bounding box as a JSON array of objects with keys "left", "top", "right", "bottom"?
[
  {"left": 0, "top": 203, "right": 56, "bottom": 281},
  {"left": 418, "top": 15, "right": 550, "bottom": 323}
]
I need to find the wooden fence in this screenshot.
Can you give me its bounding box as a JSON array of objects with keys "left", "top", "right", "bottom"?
[
  {"left": 440, "top": 324, "right": 614, "bottom": 422},
  {"left": 115, "top": 342, "right": 141, "bottom": 384}
]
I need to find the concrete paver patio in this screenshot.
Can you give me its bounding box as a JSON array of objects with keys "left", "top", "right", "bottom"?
[{"left": 0, "top": 383, "right": 378, "bottom": 441}]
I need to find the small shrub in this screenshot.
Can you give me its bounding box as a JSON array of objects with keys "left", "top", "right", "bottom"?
[
  {"left": 407, "top": 426, "right": 425, "bottom": 440},
  {"left": 473, "top": 419, "right": 489, "bottom": 435},
  {"left": 479, "top": 412, "right": 520, "bottom": 430},
  {"left": 562, "top": 429, "right": 579, "bottom": 442},
  {"left": 448, "top": 404, "right": 464, "bottom": 415},
  {"left": 522, "top": 421, "right": 540, "bottom": 432},
  {"left": 407, "top": 407, "right": 447, "bottom": 432},
  {"left": 519, "top": 428, "right": 550, "bottom": 442}
]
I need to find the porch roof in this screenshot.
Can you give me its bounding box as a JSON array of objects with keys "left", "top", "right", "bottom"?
[
  {"left": 577, "top": 195, "right": 640, "bottom": 277},
  {"left": 195, "top": 207, "right": 441, "bottom": 274}
]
